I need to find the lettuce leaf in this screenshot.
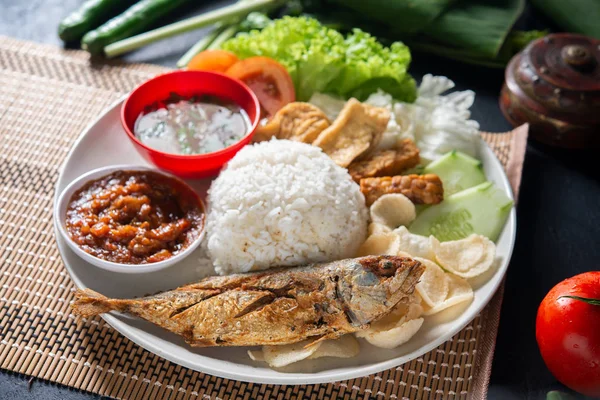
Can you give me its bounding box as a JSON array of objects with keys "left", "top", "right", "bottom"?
[
  {"left": 222, "top": 17, "right": 416, "bottom": 102},
  {"left": 222, "top": 17, "right": 345, "bottom": 100},
  {"left": 328, "top": 31, "right": 416, "bottom": 101}
]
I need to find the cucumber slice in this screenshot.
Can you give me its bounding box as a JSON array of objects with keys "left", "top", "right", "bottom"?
[
  {"left": 424, "top": 150, "right": 486, "bottom": 196},
  {"left": 409, "top": 182, "right": 513, "bottom": 242}
]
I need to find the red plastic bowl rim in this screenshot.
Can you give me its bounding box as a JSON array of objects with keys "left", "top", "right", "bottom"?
[{"left": 120, "top": 70, "right": 261, "bottom": 160}]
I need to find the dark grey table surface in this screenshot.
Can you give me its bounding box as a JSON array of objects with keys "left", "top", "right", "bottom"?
[{"left": 1, "top": 1, "right": 599, "bottom": 399}]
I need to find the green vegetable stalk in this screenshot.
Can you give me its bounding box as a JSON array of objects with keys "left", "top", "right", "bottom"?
[
  {"left": 70, "top": 0, "right": 548, "bottom": 67},
  {"left": 103, "top": 0, "right": 283, "bottom": 58},
  {"left": 207, "top": 24, "right": 240, "bottom": 50},
  {"left": 176, "top": 27, "right": 225, "bottom": 68},
  {"left": 58, "top": 0, "right": 137, "bottom": 42},
  {"left": 82, "top": 0, "right": 191, "bottom": 55},
  {"left": 175, "top": 11, "right": 272, "bottom": 68}
]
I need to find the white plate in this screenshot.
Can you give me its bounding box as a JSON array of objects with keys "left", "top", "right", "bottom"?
[{"left": 54, "top": 98, "right": 516, "bottom": 385}]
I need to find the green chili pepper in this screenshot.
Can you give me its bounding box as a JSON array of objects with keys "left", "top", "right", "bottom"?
[
  {"left": 81, "top": 0, "right": 190, "bottom": 55},
  {"left": 58, "top": 0, "right": 137, "bottom": 42}
]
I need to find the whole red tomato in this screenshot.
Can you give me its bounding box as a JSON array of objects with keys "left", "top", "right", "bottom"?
[{"left": 536, "top": 271, "right": 600, "bottom": 397}]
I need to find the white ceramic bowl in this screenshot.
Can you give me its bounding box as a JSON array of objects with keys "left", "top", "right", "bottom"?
[{"left": 54, "top": 164, "right": 206, "bottom": 274}]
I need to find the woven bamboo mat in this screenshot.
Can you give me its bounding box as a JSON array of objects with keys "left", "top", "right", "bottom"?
[{"left": 0, "top": 36, "right": 528, "bottom": 400}]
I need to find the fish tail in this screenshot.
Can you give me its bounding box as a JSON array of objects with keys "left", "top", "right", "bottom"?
[{"left": 71, "top": 288, "right": 118, "bottom": 317}]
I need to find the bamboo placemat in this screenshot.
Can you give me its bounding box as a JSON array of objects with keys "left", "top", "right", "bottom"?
[{"left": 0, "top": 36, "right": 528, "bottom": 400}]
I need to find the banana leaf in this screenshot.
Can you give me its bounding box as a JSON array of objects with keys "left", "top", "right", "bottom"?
[
  {"left": 531, "top": 0, "right": 600, "bottom": 39},
  {"left": 406, "top": 29, "right": 547, "bottom": 68},
  {"left": 423, "top": 0, "right": 525, "bottom": 59},
  {"left": 302, "top": 0, "right": 536, "bottom": 66},
  {"left": 322, "top": 0, "right": 457, "bottom": 34},
  {"left": 406, "top": 42, "right": 506, "bottom": 68}
]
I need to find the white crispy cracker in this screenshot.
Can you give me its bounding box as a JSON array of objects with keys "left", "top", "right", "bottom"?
[
  {"left": 415, "top": 257, "right": 450, "bottom": 308},
  {"left": 361, "top": 318, "right": 424, "bottom": 349},
  {"left": 370, "top": 194, "right": 416, "bottom": 229},
  {"left": 357, "top": 232, "right": 400, "bottom": 256},
  {"left": 423, "top": 274, "right": 473, "bottom": 316},
  {"left": 393, "top": 226, "right": 436, "bottom": 260},
  {"left": 432, "top": 234, "right": 496, "bottom": 278}
]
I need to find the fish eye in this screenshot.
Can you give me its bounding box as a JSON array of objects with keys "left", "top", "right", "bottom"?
[{"left": 382, "top": 261, "right": 393, "bottom": 269}]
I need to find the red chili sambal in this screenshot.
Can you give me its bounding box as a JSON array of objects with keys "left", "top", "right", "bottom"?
[{"left": 65, "top": 170, "right": 204, "bottom": 264}]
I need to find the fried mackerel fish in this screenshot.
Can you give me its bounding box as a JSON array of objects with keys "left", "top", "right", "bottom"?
[
  {"left": 361, "top": 174, "right": 444, "bottom": 206},
  {"left": 72, "top": 256, "right": 424, "bottom": 347}
]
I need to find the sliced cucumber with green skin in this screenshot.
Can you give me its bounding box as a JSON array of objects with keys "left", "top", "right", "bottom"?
[
  {"left": 414, "top": 204, "right": 430, "bottom": 215},
  {"left": 424, "top": 150, "right": 486, "bottom": 196},
  {"left": 409, "top": 181, "right": 513, "bottom": 242}
]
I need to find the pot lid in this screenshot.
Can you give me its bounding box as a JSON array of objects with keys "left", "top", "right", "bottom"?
[
  {"left": 507, "top": 33, "right": 600, "bottom": 125},
  {"left": 530, "top": 34, "right": 600, "bottom": 91}
]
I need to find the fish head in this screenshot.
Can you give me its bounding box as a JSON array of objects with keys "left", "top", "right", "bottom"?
[{"left": 335, "top": 256, "right": 424, "bottom": 327}]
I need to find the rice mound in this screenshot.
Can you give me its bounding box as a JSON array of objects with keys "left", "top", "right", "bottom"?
[{"left": 206, "top": 139, "right": 368, "bottom": 275}]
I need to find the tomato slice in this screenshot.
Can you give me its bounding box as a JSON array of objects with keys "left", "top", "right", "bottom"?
[
  {"left": 186, "top": 50, "right": 239, "bottom": 73},
  {"left": 225, "top": 57, "right": 295, "bottom": 116}
]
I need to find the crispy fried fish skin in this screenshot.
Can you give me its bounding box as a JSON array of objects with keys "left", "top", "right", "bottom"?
[
  {"left": 312, "top": 99, "right": 390, "bottom": 167},
  {"left": 252, "top": 102, "right": 331, "bottom": 143},
  {"left": 348, "top": 139, "right": 420, "bottom": 182},
  {"left": 360, "top": 174, "right": 444, "bottom": 206},
  {"left": 72, "top": 256, "right": 423, "bottom": 347}
]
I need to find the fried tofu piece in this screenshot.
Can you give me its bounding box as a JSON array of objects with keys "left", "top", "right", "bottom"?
[
  {"left": 252, "top": 102, "right": 331, "bottom": 144},
  {"left": 312, "top": 99, "right": 390, "bottom": 168},
  {"left": 360, "top": 174, "right": 444, "bottom": 206},
  {"left": 348, "top": 138, "right": 420, "bottom": 182},
  {"left": 360, "top": 104, "right": 390, "bottom": 158}
]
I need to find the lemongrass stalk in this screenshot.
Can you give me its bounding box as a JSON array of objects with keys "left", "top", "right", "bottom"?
[
  {"left": 207, "top": 24, "right": 240, "bottom": 50},
  {"left": 176, "top": 0, "right": 250, "bottom": 68},
  {"left": 176, "top": 26, "right": 225, "bottom": 68},
  {"left": 104, "top": 0, "right": 281, "bottom": 58}
]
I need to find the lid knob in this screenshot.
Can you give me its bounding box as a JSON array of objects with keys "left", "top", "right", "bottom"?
[{"left": 562, "top": 44, "right": 594, "bottom": 68}]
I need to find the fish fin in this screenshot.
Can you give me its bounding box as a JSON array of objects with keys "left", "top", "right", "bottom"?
[{"left": 71, "top": 288, "right": 114, "bottom": 318}]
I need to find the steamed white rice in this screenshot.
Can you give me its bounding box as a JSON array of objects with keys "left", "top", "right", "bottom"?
[{"left": 206, "top": 139, "right": 368, "bottom": 275}]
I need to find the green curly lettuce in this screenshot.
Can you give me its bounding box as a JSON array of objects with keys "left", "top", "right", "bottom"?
[
  {"left": 328, "top": 30, "right": 416, "bottom": 102},
  {"left": 222, "top": 16, "right": 416, "bottom": 102},
  {"left": 222, "top": 17, "right": 345, "bottom": 100}
]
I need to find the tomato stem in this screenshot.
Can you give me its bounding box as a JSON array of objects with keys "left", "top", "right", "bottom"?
[
  {"left": 559, "top": 295, "right": 600, "bottom": 306},
  {"left": 546, "top": 390, "right": 575, "bottom": 400}
]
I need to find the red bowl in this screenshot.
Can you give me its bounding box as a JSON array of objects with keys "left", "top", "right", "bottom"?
[{"left": 121, "top": 70, "right": 260, "bottom": 178}]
